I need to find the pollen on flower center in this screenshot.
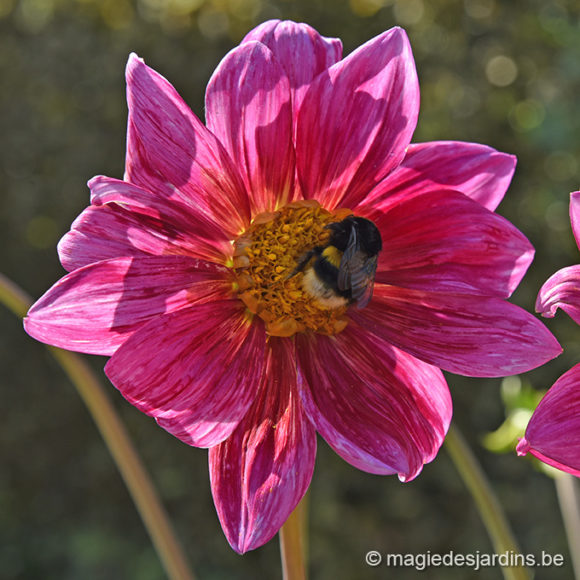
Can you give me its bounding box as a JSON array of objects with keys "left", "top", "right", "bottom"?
[{"left": 232, "top": 200, "right": 354, "bottom": 337}]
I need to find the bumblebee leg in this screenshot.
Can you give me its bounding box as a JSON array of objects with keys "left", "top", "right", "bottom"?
[{"left": 287, "top": 248, "right": 318, "bottom": 279}]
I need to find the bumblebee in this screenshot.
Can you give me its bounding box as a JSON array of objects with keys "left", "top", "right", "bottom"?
[{"left": 291, "top": 216, "right": 382, "bottom": 309}]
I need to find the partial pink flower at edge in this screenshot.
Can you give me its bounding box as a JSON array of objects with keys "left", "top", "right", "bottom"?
[
  {"left": 536, "top": 191, "right": 580, "bottom": 324},
  {"left": 23, "top": 20, "right": 562, "bottom": 553},
  {"left": 517, "top": 363, "right": 580, "bottom": 477},
  {"left": 524, "top": 191, "right": 580, "bottom": 477}
]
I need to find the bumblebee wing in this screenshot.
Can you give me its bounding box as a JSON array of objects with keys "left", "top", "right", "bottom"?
[
  {"left": 337, "top": 226, "right": 357, "bottom": 292},
  {"left": 337, "top": 228, "right": 378, "bottom": 309},
  {"left": 351, "top": 255, "right": 378, "bottom": 308}
]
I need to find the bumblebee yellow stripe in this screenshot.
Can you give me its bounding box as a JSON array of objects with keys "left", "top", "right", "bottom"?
[{"left": 321, "top": 245, "right": 342, "bottom": 267}]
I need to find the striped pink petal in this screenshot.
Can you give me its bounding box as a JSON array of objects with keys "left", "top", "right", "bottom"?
[
  {"left": 105, "top": 302, "right": 266, "bottom": 448},
  {"left": 360, "top": 141, "right": 516, "bottom": 211},
  {"left": 125, "top": 54, "right": 251, "bottom": 237},
  {"left": 570, "top": 191, "right": 580, "bottom": 247},
  {"left": 296, "top": 322, "right": 451, "bottom": 482},
  {"left": 536, "top": 193, "right": 580, "bottom": 323},
  {"left": 210, "top": 338, "right": 316, "bottom": 553},
  {"left": 536, "top": 265, "right": 580, "bottom": 325},
  {"left": 352, "top": 284, "right": 561, "bottom": 377},
  {"left": 205, "top": 41, "right": 295, "bottom": 213},
  {"left": 365, "top": 189, "right": 533, "bottom": 297},
  {"left": 24, "top": 256, "right": 232, "bottom": 356},
  {"left": 296, "top": 27, "right": 419, "bottom": 210},
  {"left": 58, "top": 176, "right": 232, "bottom": 271},
  {"left": 242, "top": 19, "right": 342, "bottom": 116},
  {"left": 517, "top": 363, "right": 580, "bottom": 477}
]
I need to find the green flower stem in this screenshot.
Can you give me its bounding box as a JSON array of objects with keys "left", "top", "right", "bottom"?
[
  {"left": 445, "top": 423, "right": 530, "bottom": 580},
  {"left": 0, "top": 273, "right": 195, "bottom": 580},
  {"left": 555, "top": 473, "right": 580, "bottom": 579},
  {"left": 279, "top": 494, "right": 308, "bottom": 580}
]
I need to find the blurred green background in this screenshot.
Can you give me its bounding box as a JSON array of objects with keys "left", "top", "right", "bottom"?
[{"left": 2, "top": 0, "right": 580, "bottom": 578}]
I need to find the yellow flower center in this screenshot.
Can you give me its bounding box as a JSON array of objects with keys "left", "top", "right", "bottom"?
[{"left": 232, "top": 200, "right": 354, "bottom": 337}]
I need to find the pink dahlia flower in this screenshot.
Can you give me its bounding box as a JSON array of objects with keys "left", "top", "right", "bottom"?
[
  {"left": 516, "top": 364, "right": 580, "bottom": 477},
  {"left": 518, "top": 191, "right": 580, "bottom": 476},
  {"left": 24, "top": 21, "right": 561, "bottom": 552}
]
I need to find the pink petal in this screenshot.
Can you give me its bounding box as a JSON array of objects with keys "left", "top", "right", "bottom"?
[
  {"left": 570, "top": 191, "right": 580, "bottom": 248},
  {"left": 90, "top": 176, "right": 231, "bottom": 247},
  {"left": 296, "top": 27, "right": 419, "bottom": 210},
  {"left": 536, "top": 193, "right": 580, "bottom": 324},
  {"left": 24, "top": 256, "right": 232, "bottom": 356},
  {"left": 59, "top": 177, "right": 232, "bottom": 271},
  {"left": 536, "top": 265, "right": 580, "bottom": 325},
  {"left": 352, "top": 284, "right": 562, "bottom": 377},
  {"left": 360, "top": 141, "right": 517, "bottom": 212},
  {"left": 242, "top": 19, "right": 342, "bottom": 114},
  {"left": 105, "top": 302, "right": 266, "bottom": 448},
  {"left": 209, "top": 338, "right": 316, "bottom": 553},
  {"left": 365, "top": 189, "right": 533, "bottom": 297},
  {"left": 296, "top": 323, "right": 451, "bottom": 482},
  {"left": 125, "top": 54, "right": 250, "bottom": 237},
  {"left": 517, "top": 363, "right": 580, "bottom": 477},
  {"left": 205, "top": 41, "right": 295, "bottom": 213}
]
